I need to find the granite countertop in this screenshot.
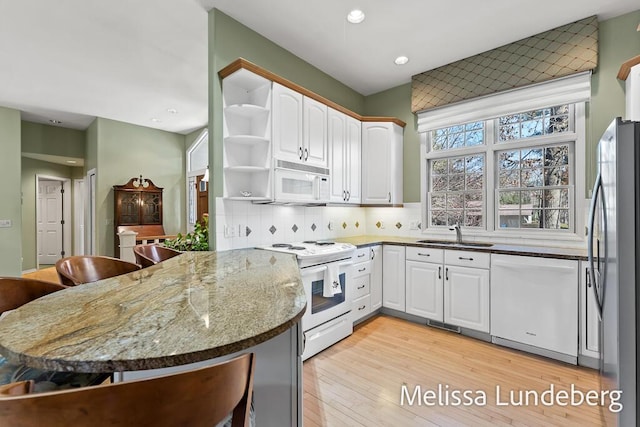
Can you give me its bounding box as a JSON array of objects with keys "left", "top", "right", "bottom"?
[
  {"left": 0, "top": 249, "right": 306, "bottom": 373},
  {"left": 335, "top": 235, "right": 587, "bottom": 260}
]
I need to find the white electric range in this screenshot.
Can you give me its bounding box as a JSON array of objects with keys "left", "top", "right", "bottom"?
[{"left": 260, "top": 241, "right": 356, "bottom": 360}]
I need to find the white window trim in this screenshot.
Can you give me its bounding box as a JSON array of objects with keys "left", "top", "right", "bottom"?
[{"left": 419, "top": 90, "right": 587, "bottom": 246}]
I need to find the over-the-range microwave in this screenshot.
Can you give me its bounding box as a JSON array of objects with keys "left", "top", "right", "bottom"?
[{"left": 273, "top": 159, "right": 330, "bottom": 204}]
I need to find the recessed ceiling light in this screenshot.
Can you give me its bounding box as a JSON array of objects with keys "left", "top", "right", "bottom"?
[
  {"left": 394, "top": 56, "right": 409, "bottom": 65},
  {"left": 66, "top": 160, "right": 77, "bottom": 164},
  {"left": 167, "top": 108, "right": 178, "bottom": 114},
  {"left": 49, "top": 119, "right": 62, "bottom": 124},
  {"left": 347, "top": 9, "right": 365, "bottom": 24},
  {"left": 151, "top": 118, "right": 162, "bottom": 123}
]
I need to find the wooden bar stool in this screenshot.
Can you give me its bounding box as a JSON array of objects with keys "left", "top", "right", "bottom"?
[
  {"left": 55, "top": 256, "right": 141, "bottom": 287},
  {"left": 0, "top": 277, "right": 109, "bottom": 394},
  {"left": 0, "top": 353, "right": 255, "bottom": 427},
  {"left": 133, "top": 244, "right": 182, "bottom": 268}
]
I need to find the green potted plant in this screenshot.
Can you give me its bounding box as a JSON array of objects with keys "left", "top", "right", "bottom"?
[{"left": 164, "top": 214, "right": 209, "bottom": 251}]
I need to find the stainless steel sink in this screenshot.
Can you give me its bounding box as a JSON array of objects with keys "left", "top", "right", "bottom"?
[{"left": 416, "top": 239, "right": 494, "bottom": 248}]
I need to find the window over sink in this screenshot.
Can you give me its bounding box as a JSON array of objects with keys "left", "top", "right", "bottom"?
[{"left": 418, "top": 72, "right": 589, "bottom": 240}]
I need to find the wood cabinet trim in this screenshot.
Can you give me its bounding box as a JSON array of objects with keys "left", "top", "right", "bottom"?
[
  {"left": 617, "top": 55, "right": 640, "bottom": 80},
  {"left": 219, "top": 58, "right": 406, "bottom": 128}
]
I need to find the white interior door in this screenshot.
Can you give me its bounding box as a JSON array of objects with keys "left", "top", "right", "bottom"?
[{"left": 38, "top": 180, "right": 63, "bottom": 265}]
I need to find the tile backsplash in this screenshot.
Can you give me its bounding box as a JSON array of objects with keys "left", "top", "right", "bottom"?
[{"left": 214, "top": 199, "right": 588, "bottom": 250}]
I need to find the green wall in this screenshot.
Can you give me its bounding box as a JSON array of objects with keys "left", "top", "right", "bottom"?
[
  {"left": 363, "top": 83, "right": 419, "bottom": 202},
  {"left": 0, "top": 107, "right": 22, "bottom": 276},
  {"left": 588, "top": 10, "right": 640, "bottom": 191},
  {"left": 21, "top": 121, "right": 85, "bottom": 159},
  {"left": 21, "top": 158, "right": 76, "bottom": 271},
  {"left": 92, "top": 118, "right": 185, "bottom": 256}
]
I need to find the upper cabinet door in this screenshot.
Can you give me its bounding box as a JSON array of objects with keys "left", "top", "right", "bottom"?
[
  {"left": 345, "top": 115, "right": 361, "bottom": 203},
  {"left": 328, "top": 108, "right": 347, "bottom": 203},
  {"left": 272, "top": 83, "right": 303, "bottom": 163},
  {"left": 361, "top": 122, "right": 403, "bottom": 205},
  {"left": 303, "top": 97, "right": 328, "bottom": 168}
]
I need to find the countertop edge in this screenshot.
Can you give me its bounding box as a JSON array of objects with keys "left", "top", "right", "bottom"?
[{"left": 336, "top": 237, "right": 587, "bottom": 261}]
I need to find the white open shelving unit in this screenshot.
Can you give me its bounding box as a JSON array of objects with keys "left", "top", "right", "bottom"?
[{"left": 222, "top": 68, "right": 273, "bottom": 201}]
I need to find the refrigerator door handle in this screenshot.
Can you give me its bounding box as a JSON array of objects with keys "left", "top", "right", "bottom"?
[{"left": 587, "top": 172, "right": 604, "bottom": 320}]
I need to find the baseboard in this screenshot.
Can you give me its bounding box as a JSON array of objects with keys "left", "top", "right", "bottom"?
[{"left": 21, "top": 268, "right": 36, "bottom": 275}]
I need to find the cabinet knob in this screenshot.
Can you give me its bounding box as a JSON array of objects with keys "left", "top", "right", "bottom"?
[
  {"left": 388, "top": 192, "right": 391, "bottom": 203},
  {"left": 304, "top": 148, "right": 309, "bottom": 161},
  {"left": 438, "top": 266, "right": 442, "bottom": 279},
  {"left": 445, "top": 267, "right": 449, "bottom": 281},
  {"left": 298, "top": 146, "right": 303, "bottom": 160}
]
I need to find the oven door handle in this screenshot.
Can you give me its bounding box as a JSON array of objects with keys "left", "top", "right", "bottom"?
[{"left": 301, "top": 265, "right": 328, "bottom": 276}]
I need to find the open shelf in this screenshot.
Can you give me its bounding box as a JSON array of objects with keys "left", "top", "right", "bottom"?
[{"left": 225, "top": 104, "right": 270, "bottom": 118}]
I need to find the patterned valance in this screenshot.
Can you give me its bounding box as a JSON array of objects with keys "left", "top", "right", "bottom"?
[{"left": 412, "top": 16, "right": 598, "bottom": 113}]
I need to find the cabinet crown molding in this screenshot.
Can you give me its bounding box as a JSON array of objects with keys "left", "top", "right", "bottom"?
[{"left": 219, "top": 58, "right": 406, "bottom": 128}]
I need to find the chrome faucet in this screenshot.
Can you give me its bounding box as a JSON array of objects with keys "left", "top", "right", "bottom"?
[{"left": 449, "top": 223, "right": 462, "bottom": 244}]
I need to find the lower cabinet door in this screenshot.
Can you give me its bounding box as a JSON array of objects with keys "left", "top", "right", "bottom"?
[
  {"left": 444, "top": 265, "right": 490, "bottom": 333},
  {"left": 405, "top": 260, "right": 443, "bottom": 321}
]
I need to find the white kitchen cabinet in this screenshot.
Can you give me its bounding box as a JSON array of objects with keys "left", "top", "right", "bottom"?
[
  {"left": 444, "top": 264, "right": 490, "bottom": 333},
  {"left": 272, "top": 83, "right": 328, "bottom": 168},
  {"left": 382, "top": 245, "right": 405, "bottom": 311},
  {"left": 370, "top": 245, "right": 382, "bottom": 311},
  {"left": 222, "top": 68, "right": 272, "bottom": 200},
  {"left": 404, "top": 247, "right": 489, "bottom": 333},
  {"left": 491, "top": 254, "right": 578, "bottom": 358},
  {"left": 272, "top": 83, "right": 303, "bottom": 163},
  {"left": 303, "top": 97, "right": 328, "bottom": 168},
  {"left": 351, "top": 245, "right": 382, "bottom": 324},
  {"left": 361, "top": 122, "right": 403, "bottom": 205},
  {"left": 328, "top": 108, "right": 361, "bottom": 203},
  {"left": 579, "top": 260, "right": 600, "bottom": 360},
  {"left": 406, "top": 260, "right": 443, "bottom": 320}
]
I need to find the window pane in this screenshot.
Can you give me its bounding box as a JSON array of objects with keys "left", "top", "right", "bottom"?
[
  {"left": 428, "top": 154, "right": 485, "bottom": 229},
  {"left": 497, "top": 105, "right": 571, "bottom": 143},
  {"left": 499, "top": 170, "right": 520, "bottom": 188},
  {"left": 431, "top": 121, "right": 484, "bottom": 151},
  {"left": 431, "top": 211, "right": 446, "bottom": 226},
  {"left": 432, "top": 159, "right": 447, "bottom": 174},
  {"left": 498, "top": 151, "right": 519, "bottom": 170},
  {"left": 495, "top": 142, "right": 571, "bottom": 231}
]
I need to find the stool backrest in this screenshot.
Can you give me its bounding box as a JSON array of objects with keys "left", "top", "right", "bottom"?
[
  {"left": 0, "top": 277, "right": 67, "bottom": 314},
  {"left": 0, "top": 353, "right": 255, "bottom": 427},
  {"left": 133, "top": 244, "right": 181, "bottom": 268},
  {"left": 55, "top": 256, "right": 141, "bottom": 286}
]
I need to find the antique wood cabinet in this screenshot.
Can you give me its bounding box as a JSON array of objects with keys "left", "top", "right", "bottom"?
[{"left": 113, "top": 176, "right": 164, "bottom": 256}]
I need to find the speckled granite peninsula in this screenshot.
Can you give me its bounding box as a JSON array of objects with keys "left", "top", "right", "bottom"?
[{"left": 0, "top": 249, "right": 306, "bottom": 373}]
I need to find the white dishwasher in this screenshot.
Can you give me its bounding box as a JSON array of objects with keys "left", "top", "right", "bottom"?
[{"left": 490, "top": 254, "right": 579, "bottom": 359}]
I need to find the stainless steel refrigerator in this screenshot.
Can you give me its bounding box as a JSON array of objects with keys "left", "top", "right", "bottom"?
[{"left": 588, "top": 117, "right": 639, "bottom": 426}]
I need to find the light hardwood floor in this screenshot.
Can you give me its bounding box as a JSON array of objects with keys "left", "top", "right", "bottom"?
[
  {"left": 303, "top": 315, "right": 605, "bottom": 426},
  {"left": 22, "top": 266, "right": 61, "bottom": 284}
]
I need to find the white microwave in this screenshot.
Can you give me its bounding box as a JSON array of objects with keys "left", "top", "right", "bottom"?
[{"left": 273, "top": 160, "right": 330, "bottom": 204}]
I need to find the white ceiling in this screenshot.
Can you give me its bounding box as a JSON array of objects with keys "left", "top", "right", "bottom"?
[{"left": 1, "top": 0, "right": 637, "bottom": 137}]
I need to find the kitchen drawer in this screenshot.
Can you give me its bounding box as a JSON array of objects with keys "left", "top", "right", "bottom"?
[
  {"left": 406, "top": 246, "right": 444, "bottom": 263},
  {"left": 445, "top": 250, "right": 490, "bottom": 269},
  {"left": 352, "top": 294, "right": 371, "bottom": 322},
  {"left": 352, "top": 274, "right": 370, "bottom": 299},
  {"left": 353, "top": 260, "right": 372, "bottom": 277},
  {"left": 353, "top": 247, "right": 371, "bottom": 262}
]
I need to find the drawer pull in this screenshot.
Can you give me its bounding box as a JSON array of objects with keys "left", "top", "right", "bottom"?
[
  {"left": 357, "top": 285, "right": 366, "bottom": 289},
  {"left": 458, "top": 256, "right": 474, "bottom": 261},
  {"left": 445, "top": 267, "right": 449, "bottom": 281},
  {"left": 417, "top": 253, "right": 430, "bottom": 257},
  {"left": 358, "top": 267, "right": 366, "bottom": 272},
  {"left": 357, "top": 253, "right": 366, "bottom": 258},
  {"left": 358, "top": 305, "right": 366, "bottom": 310},
  {"left": 438, "top": 266, "right": 442, "bottom": 279}
]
